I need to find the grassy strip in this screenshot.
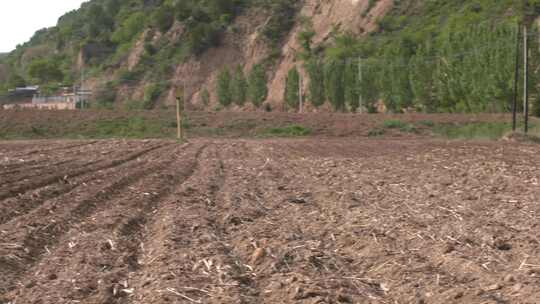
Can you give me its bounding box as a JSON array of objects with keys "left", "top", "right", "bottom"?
[
  {"left": 258, "top": 124, "right": 312, "bottom": 137},
  {"left": 368, "top": 119, "right": 540, "bottom": 141},
  {"left": 0, "top": 116, "right": 178, "bottom": 140},
  {"left": 369, "top": 120, "right": 418, "bottom": 137},
  {"left": 432, "top": 122, "right": 539, "bottom": 140}
]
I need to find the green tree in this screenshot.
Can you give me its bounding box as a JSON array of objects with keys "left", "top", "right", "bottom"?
[
  {"left": 409, "top": 44, "right": 436, "bottom": 112},
  {"left": 285, "top": 66, "right": 299, "bottom": 109},
  {"left": 344, "top": 60, "right": 359, "bottom": 112},
  {"left": 247, "top": 64, "right": 267, "bottom": 107},
  {"left": 152, "top": 4, "right": 175, "bottom": 33},
  {"left": 7, "top": 73, "right": 27, "bottom": 88},
  {"left": 111, "top": 12, "right": 146, "bottom": 44},
  {"left": 28, "top": 60, "right": 64, "bottom": 84},
  {"left": 217, "top": 67, "right": 232, "bottom": 107},
  {"left": 105, "top": 0, "right": 121, "bottom": 17},
  {"left": 324, "top": 59, "right": 345, "bottom": 111},
  {"left": 230, "top": 65, "right": 247, "bottom": 106},
  {"left": 305, "top": 59, "right": 325, "bottom": 107},
  {"left": 86, "top": 3, "right": 113, "bottom": 37}
]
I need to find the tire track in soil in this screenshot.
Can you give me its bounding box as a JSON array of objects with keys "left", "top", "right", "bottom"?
[
  {"left": 0, "top": 142, "right": 182, "bottom": 294},
  {"left": 0, "top": 159, "right": 102, "bottom": 189},
  {"left": 0, "top": 141, "right": 100, "bottom": 171},
  {"left": 0, "top": 142, "right": 170, "bottom": 226},
  {"left": 0, "top": 140, "right": 143, "bottom": 178},
  {"left": 3, "top": 142, "right": 207, "bottom": 304},
  {"left": 0, "top": 158, "right": 75, "bottom": 177},
  {"left": 0, "top": 140, "right": 124, "bottom": 181},
  {"left": 8, "top": 141, "right": 99, "bottom": 158},
  {"left": 0, "top": 142, "right": 168, "bottom": 201}
]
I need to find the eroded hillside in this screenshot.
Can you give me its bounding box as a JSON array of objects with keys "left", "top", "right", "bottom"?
[{"left": 1, "top": 0, "right": 539, "bottom": 114}]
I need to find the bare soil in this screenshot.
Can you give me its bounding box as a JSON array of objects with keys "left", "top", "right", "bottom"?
[{"left": 0, "top": 137, "right": 539, "bottom": 304}]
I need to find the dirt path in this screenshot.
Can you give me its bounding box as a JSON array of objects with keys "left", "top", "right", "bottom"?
[{"left": 0, "top": 138, "right": 539, "bottom": 304}]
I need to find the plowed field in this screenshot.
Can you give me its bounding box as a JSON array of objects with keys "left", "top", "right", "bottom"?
[{"left": 0, "top": 138, "right": 539, "bottom": 304}]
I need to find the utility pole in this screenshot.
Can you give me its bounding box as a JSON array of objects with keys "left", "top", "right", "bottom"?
[
  {"left": 358, "top": 57, "right": 363, "bottom": 113},
  {"left": 512, "top": 23, "right": 521, "bottom": 132},
  {"left": 298, "top": 69, "right": 303, "bottom": 113},
  {"left": 524, "top": 25, "right": 529, "bottom": 134}
]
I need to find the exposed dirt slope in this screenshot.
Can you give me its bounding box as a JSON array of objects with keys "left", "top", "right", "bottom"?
[
  {"left": 1, "top": 138, "right": 539, "bottom": 303},
  {"left": 125, "top": 0, "right": 395, "bottom": 109},
  {"left": 265, "top": 0, "right": 393, "bottom": 109}
]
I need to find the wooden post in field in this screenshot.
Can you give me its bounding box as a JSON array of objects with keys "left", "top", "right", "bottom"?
[
  {"left": 512, "top": 23, "right": 521, "bottom": 132},
  {"left": 175, "top": 86, "right": 184, "bottom": 141},
  {"left": 524, "top": 25, "right": 529, "bottom": 134}
]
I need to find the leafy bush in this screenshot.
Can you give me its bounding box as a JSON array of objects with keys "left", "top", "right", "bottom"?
[
  {"left": 117, "top": 68, "right": 143, "bottom": 85},
  {"left": 27, "top": 59, "right": 64, "bottom": 84},
  {"left": 142, "top": 83, "right": 164, "bottom": 109},
  {"left": 7, "top": 73, "right": 27, "bottom": 88},
  {"left": 382, "top": 120, "right": 417, "bottom": 133},
  {"left": 368, "top": 127, "right": 386, "bottom": 137},
  {"left": 261, "top": 0, "right": 298, "bottom": 46},
  {"left": 94, "top": 81, "right": 117, "bottom": 108},
  {"left": 152, "top": 5, "right": 175, "bottom": 33},
  {"left": 111, "top": 12, "right": 145, "bottom": 44},
  {"left": 262, "top": 124, "right": 311, "bottom": 137}
]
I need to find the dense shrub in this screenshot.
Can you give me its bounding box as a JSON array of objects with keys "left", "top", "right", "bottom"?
[
  {"left": 152, "top": 5, "right": 175, "bottom": 33},
  {"left": 142, "top": 83, "right": 164, "bottom": 109},
  {"left": 27, "top": 59, "right": 64, "bottom": 84},
  {"left": 94, "top": 81, "right": 117, "bottom": 108},
  {"left": 261, "top": 0, "right": 298, "bottom": 46},
  {"left": 111, "top": 12, "right": 145, "bottom": 44}
]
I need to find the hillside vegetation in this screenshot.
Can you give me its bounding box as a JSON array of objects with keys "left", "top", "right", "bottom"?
[{"left": 1, "top": 0, "right": 540, "bottom": 115}]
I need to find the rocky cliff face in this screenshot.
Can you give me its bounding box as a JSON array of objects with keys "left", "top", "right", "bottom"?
[
  {"left": 264, "top": 0, "right": 393, "bottom": 111},
  {"left": 111, "top": 0, "right": 394, "bottom": 111},
  {"left": 0, "top": 0, "right": 396, "bottom": 110}
]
